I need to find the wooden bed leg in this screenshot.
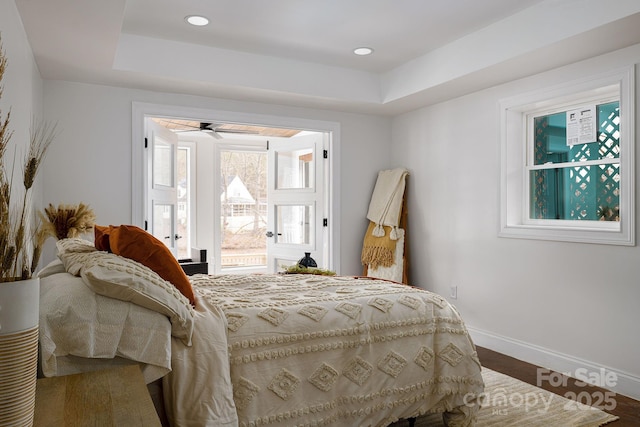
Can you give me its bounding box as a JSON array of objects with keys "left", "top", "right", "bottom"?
[{"left": 407, "top": 417, "right": 416, "bottom": 427}]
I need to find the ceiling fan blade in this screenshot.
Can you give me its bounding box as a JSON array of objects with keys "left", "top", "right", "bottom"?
[
  {"left": 216, "top": 129, "right": 258, "bottom": 134},
  {"left": 203, "top": 122, "right": 259, "bottom": 135}
]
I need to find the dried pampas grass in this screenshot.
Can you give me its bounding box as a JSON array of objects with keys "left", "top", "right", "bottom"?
[{"left": 41, "top": 203, "right": 96, "bottom": 240}]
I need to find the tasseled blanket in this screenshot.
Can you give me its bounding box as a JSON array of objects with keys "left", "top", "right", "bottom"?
[{"left": 361, "top": 221, "right": 397, "bottom": 269}]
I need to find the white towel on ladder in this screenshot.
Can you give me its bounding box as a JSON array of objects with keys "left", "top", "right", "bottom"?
[{"left": 366, "top": 167, "right": 408, "bottom": 240}]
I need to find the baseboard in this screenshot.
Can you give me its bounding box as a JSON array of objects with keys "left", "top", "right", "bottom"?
[{"left": 467, "top": 325, "right": 640, "bottom": 401}]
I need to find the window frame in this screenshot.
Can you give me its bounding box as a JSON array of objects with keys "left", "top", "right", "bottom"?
[{"left": 499, "top": 66, "right": 635, "bottom": 245}]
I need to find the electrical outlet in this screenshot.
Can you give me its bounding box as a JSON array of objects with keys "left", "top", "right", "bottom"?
[{"left": 450, "top": 285, "right": 457, "bottom": 299}]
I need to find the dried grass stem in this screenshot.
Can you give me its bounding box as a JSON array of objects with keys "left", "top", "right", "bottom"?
[{"left": 0, "top": 35, "right": 57, "bottom": 282}]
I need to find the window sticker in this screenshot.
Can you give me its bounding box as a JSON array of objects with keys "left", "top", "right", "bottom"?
[{"left": 566, "top": 105, "right": 596, "bottom": 145}]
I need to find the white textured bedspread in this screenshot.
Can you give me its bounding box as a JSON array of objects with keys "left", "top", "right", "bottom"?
[{"left": 165, "top": 274, "right": 484, "bottom": 427}]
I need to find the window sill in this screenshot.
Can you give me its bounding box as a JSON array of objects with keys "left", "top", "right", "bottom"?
[{"left": 499, "top": 223, "right": 632, "bottom": 246}]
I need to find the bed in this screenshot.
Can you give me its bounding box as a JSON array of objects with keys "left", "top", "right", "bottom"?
[{"left": 38, "top": 236, "right": 484, "bottom": 427}]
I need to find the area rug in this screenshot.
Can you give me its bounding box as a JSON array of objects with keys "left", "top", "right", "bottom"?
[{"left": 389, "top": 368, "right": 619, "bottom": 427}]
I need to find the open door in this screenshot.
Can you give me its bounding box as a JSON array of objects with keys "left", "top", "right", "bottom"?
[
  {"left": 266, "top": 133, "right": 325, "bottom": 272},
  {"left": 135, "top": 107, "right": 340, "bottom": 276},
  {"left": 145, "top": 118, "right": 180, "bottom": 255}
]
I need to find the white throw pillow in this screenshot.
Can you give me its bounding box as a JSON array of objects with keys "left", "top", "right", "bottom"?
[
  {"left": 56, "top": 238, "right": 97, "bottom": 255},
  {"left": 56, "top": 238, "right": 99, "bottom": 276}
]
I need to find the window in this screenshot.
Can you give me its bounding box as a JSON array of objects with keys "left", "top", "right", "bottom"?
[{"left": 500, "top": 66, "right": 635, "bottom": 245}]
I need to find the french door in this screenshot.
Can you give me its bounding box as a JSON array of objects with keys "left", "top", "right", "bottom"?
[
  {"left": 266, "top": 134, "right": 325, "bottom": 272},
  {"left": 145, "top": 119, "right": 179, "bottom": 256},
  {"left": 142, "top": 113, "right": 332, "bottom": 274}
]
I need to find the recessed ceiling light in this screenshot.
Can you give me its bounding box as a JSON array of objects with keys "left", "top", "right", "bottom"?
[
  {"left": 185, "top": 15, "right": 209, "bottom": 26},
  {"left": 353, "top": 47, "right": 373, "bottom": 56}
]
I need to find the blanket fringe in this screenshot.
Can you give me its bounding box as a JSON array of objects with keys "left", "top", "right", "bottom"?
[{"left": 361, "top": 246, "right": 395, "bottom": 269}]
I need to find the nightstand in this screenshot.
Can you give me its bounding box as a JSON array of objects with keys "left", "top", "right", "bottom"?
[
  {"left": 34, "top": 365, "right": 161, "bottom": 426},
  {"left": 180, "top": 261, "right": 209, "bottom": 275},
  {"left": 180, "top": 247, "right": 208, "bottom": 275}
]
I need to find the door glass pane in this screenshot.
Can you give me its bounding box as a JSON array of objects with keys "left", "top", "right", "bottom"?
[
  {"left": 220, "top": 150, "right": 267, "bottom": 269},
  {"left": 276, "top": 148, "right": 314, "bottom": 189},
  {"left": 276, "top": 204, "right": 312, "bottom": 244},
  {"left": 153, "top": 203, "right": 174, "bottom": 248},
  {"left": 154, "top": 140, "right": 173, "bottom": 187},
  {"left": 176, "top": 147, "right": 189, "bottom": 259}
]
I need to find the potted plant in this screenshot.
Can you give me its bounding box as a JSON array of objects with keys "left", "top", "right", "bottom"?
[{"left": 0, "top": 35, "right": 56, "bottom": 426}]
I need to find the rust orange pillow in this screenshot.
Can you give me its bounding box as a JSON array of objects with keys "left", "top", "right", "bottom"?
[
  {"left": 108, "top": 225, "right": 197, "bottom": 306},
  {"left": 94, "top": 225, "right": 112, "bottom": 252}
]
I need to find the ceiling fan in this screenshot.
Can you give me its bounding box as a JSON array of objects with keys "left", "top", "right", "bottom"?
[
  {"left": 152, "top": 117, "right": 302, "bottom": 138},
  {"left": 178, "top": 122, "right": 260, "bottom": 139}
]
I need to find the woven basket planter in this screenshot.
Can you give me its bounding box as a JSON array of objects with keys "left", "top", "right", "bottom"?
[{"left": 0, "top": 278, "right": 39, "bottom": 427}]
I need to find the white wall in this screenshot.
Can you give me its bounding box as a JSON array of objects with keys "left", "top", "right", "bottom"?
[
  {"left": 0, "top": 1, "right": 44, "bottom": 209},
  {"left": 40, "top": 80, "right": 391, "bottom": 274},
  {"left": 392, "top": 43, "right": 640, "bottom": 399}
]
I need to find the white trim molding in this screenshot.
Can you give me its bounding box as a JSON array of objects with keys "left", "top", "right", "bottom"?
[
  {"left": 131, "top": 102, "right": 342, "bottom": 273},
  {"left": 468, "top": 325, "right": 640, "bottom": 401}
]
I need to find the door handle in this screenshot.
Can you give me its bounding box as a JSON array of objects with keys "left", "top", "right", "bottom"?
[{"left": 266, "top": 231, "right": 274, "bottom": 237}]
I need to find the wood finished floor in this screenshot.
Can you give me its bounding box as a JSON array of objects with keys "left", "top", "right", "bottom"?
[{"left": 476, "top": 346, "right": 640, "bottom": 426}]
